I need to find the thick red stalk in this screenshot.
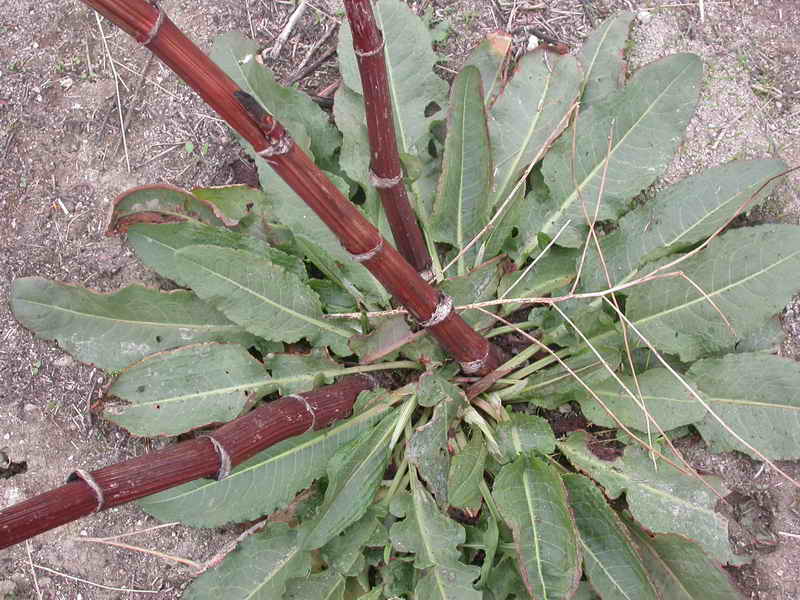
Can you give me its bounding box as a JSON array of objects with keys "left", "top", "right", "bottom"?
[
  {"left": 79, "top": 0, "right": 505, "bottom": 374},
  {"left": 0, "top": 376, "right": 374, "bottom": 549},
  {"left": 343, "top": 0, "right": 432, "bottom": 276}
]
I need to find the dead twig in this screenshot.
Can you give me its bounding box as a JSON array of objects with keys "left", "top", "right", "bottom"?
[
  {"left": 94, "top": 12, "right": 131, "bottom": 172},
  {"left": 287, "top": 24, "right": 338, "bottom": 85},
  {"left": 270, "top": 0, "right": 308, "bottom": 59},
  {"left": 110, "top": 53, "right": 154, "bottom": 160}
]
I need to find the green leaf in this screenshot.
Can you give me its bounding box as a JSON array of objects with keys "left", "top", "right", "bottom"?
[
  {"left": 573, "top": 581, "right": 602, "bottom": 600},
  {"left": 338, "top": 0, "right": 449, "bottom": 158},
  {"left": 191, "top": 185, "right": 270, "bottom": 227},
  {"left": 689, "top": 353, "right": 800, "bottom": 460},
  {"left": 322, "top": 507, "right": 387, "bottom": 577},
  {"left": 497, "top": 246, "right": 578, "bottom": 315},
  {"left": 390, "top": 475, "right": 481, "bottom": 599},
  {"left": 285, "top": 569, "right": 346, "bottom": 600},
  {"left": 563, "top": 474, "right": 658, "bottom": 600},
  {"left": 540, "top": 53, "right": 702, "bottom": 246},
  {"left": 624, "top": 518, "right": 744, "bottom": 600},
  {"left": 301, "top": 411, "right": 398, "bottom": 549},
  {"left": 463, "top": 32, "right": 512, "bottom": 107},
  {"left": 448, "top": 430, "right": 487, "bottom": 513},
  {"left": 625, "top": 224, "right": 800, "bottom": 361},
  {"left": 253, "top": 160, "right": 390, "bottom": 307},
  {"left": 104, "top": 343, "right": 272, "bottom": 436},
  {"left": 517, "top": 345, "right": 622, "bottom": 409},
  {"left": 581, "top": 159, "right": 788, "bottom": 292},
  {"left": 439, "top": 258, "right": 502, "bottom": 329},
  {"left": 416, "top": 371, "right": 466, "bottom": 408},
  {"left": 484, "top": 555, "right": 528, "bottom": 600},
  {"left": 139, "top": 398, "right": 393, "bottom": 526},
  {"left": 126, "top": 221, "right": 306, "bottom": 288},
  {"left": 495, "top": 414, "right": 556, "bottom": 463},
  {"left": 211, "top": 32, "right": 340, "bottom": 163},
  {"left": 558, "top": 432, "right": 741, "bottom": 565},
  {"left": 408, "top": 392, "right": 465, "bottom": 506},
  {"left": 432, "top": 66, "right": 492, "bottom": 275},
  {"left": 493, "top": 455, "right": 581, "bottom": 599},
  {"left": 265, "top": 349, "right": 340, "bottom": 395},
  {"left": 108, "top": 184, "right": 225, "bottom": 231},
  {"left": 483, "top": 53, "right": 581, "bottom": 257},
  {"left": 173, "top": 245, "right": 352, "bottom": 348},
  {"left": 578, "top": 11, "right": 635, "bottom": 106},
  {"left": 10, "top": 278, "right": 257, "bottom": 372},
  {"left": 574, "top": 368, "right": 706, "bottom": 432},
  {"left": 184, "top": 524, "right": 310, "bottom": 600}
]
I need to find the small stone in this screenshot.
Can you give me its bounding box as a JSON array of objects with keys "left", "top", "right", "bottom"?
[
  {"left": 59, "top": 77, "right": 73, "bottom": 89},
  {"left": 527, "top": 34, "right": 540, "bottom": 52},
  {"left": 637, "top": 10, "right": 652, "bottom": 24},
  {"left": 37, "top": 577, "right": 52, "bottom": 588},
  {"left": 53, "top": 355, "right": 75, "bottom": 368},
  {"left": 23, "top": 403, "right": 37, "bottom": 412}
]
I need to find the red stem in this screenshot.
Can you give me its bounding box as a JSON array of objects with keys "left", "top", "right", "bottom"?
[
  {"left": 343, "top": 0, "right": 432, "bottom": 276},
  {"left": 79, "top": 0, "right": 506, "bottom": 375},
  {"left": 0, "top": 376, "right": 374, "bottom": 549}
]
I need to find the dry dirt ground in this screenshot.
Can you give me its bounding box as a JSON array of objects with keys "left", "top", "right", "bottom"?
[{"left": 0, "top": 0, "right": 799, "bottom": 598}]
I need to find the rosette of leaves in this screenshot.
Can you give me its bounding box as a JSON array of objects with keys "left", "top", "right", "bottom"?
[{"left": 12, "top": 3, "right": 800, "bottom": 599}]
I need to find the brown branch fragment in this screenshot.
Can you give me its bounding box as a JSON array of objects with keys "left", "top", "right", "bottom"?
[
  {"left": 343, "top": 0, "right": 432, "bottom": 276},
  {"left": 0, "top": 376, "right": 375, "bottom": 549}
]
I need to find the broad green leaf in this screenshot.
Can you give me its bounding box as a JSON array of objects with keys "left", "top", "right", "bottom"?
[
  {"left": 497, "top": 246, "right": 578, "bottom": 315},
  {"left": 322, "top": 507, "right": 387, "bottom": 577},
  {"left": 574, "top": 368, "right": 706, "bottom": 432},
  {"left": 265, "top": 349, "right": 340, "bottom": 395},
  {"left": 285, "top": 569, "right": 346, "bottom": 600},
  {"left": 349, "top": 316, "right": 413, "bottom": 364},
  {"left": 173, "top": 245, "right": 352, "bottom": 349},
  {"left": 192, "top": 185, "right": 270, "bottom": 227},
  {"left": 517, "top": 345, "right": 622, "bottom": 409},
  {"left": 416, "top": 370, "right": 466, "bottom": 408},
  {"left": 338, "top": 0, "right": 449, "bottom": 158},
  {"left": 10, "top": 278, "right": 256, "bottom": 372},
  {"left": 408, "top": 392, "right": 465, "bottom": 506},
  {"left": 390, "top": 475, "right": 481, "bottom": 599},
  {"left": 625, "top": 225, "right": 800, "bottom": 361},
  {"left": 415, "top": 561, "right": 482, "bottom": 600},
  {"left": 540, "top": 54, "right": 702, "bottom": 246},
  {"left": 252, "top": 159, "right": 390, "bottom": 307},
  {"left": 493, "top": 455, "right": 581, "bottom": 600},
  {"left": 105, "top": 344, "right": 272, "bottom": 436},
  {"left": 495, "top": 414, "right": 556, "bottom": 463},
  {"left": 558, "top": 432, "right": 741, "bottom": 565},
  {"left": 302, "top": 411, "right": 398, "bottom": 549},
  {"left": 184, "top": 524, "right": 310, "bottom": 600},
  {"left": 138, "top": 398, "right": 393, "bottom": 526},
  {"left": 382, "top": 559, "right": 415, "bottom": 599},
  {"left": 483, "top": 53, "right": 581, "bottom": 257},
  {"left": 439, "top": 258, "right": 503, "bottom": 329},
  {"left": 126, "top": 221, "right": 306, "bottom": 288},
  {"left": 581, "top": 159, "right": 787, "bottom": 292},
  {"left": 563, "top": 474, "right": 658, "bottom": 600},
  {"left": 211, "top": 32, "right": 340, "bottom": 163},
  {"left": 108, "top": 184, "right": 225, "bottom": 232},
  {"left": 573, "top": 582, "right": 602, "bottom": 600},
  {"left": 578, "top": 12, "right": 635, "bottom": 105},
  {"left": 448, "top": 430, "right": 487, "bottom": 513},
  {"left": 625, "top": 518, "right": 743, "bottom": 600},
  {"left": 484, "top": 555, "right": 528, "bottom": 600},
  {"left": 689, "top": 353, "right": 800, "bottom": 459},
  {"left": 464, "top": 32, "right": 513, "bottom": 107},
  {"left": 432, "top": 66, "right": 492, "bottom": 275}
]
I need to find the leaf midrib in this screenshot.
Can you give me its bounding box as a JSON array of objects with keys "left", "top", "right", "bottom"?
[{"left": 16, "top": 298, "right": 238, "bottom": 330}]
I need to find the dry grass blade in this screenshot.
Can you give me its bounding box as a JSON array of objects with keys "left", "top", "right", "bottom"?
[
  {"left": 500, "top": 219, "right": 572, "bottom": 300},
  {"left": 603, "top": 298, "right": 800, "bottom": 489},
  {"left": 473, "top": 307, "right": 708, "bottom": 484},
  {"left": 94, "top": 12, "right": 130, "bottom": 172},
  {"left": 74, "top": 536, "right": 202, "bottom": 571}
]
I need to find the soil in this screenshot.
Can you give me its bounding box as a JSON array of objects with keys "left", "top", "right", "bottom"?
[{"left": 1, "top": 0, "right": 799, "bottom": 598}]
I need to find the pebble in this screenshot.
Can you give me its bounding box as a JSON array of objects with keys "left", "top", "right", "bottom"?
[
  {"left": 23, "top": 403, "right": 37, "bottom": 412},
  {"left": 53, "top": 355, "right": 75, "bottom": 368},
  {"left": 637, "top": 10, "right": 652, "bottom": 24}
]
